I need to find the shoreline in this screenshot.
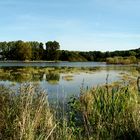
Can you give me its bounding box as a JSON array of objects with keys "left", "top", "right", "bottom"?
[
  {"left": 0, "top": 60, "right": 139, "bottom": 64},
  {"left": 0, "top": 60, "right": 67, "bottom": 63},
  {"left": 0, "top": 60, "right": 106, "bottom": 63}
]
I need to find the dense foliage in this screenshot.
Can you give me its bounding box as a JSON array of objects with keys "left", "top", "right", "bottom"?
[
  {"left": 45, "top": 41, "right": 60, "bottom": 60},
  {"left": 0, "top": 40, "right": 60, "bottom": 61},
  {"left": 0, "top": 40, "right": 140, "bottom": 62}
]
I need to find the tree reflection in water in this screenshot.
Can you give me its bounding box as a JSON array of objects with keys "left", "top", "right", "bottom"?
[{"left": 0, "top": 67, "right": 61, "bottom": 83}]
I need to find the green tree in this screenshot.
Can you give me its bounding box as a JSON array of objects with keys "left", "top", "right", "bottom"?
[
  {"left": 28, "top": 41, "right": 44, "bottom": 60},
  {"left": 15, "top": 41, "right": 32, "bottom": 60},
  {"left": 45, "top": 41, "right": 60, "bottom": 60},
  {"left": 0, "top": 42, "right": 8, "bottom": 60},
  {"left": 128, "top": 51, "right": 136, "bottom": 56}
]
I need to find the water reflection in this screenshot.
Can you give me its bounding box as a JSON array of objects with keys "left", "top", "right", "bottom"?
[
  {"left": 0, "top": 67, "right": 100, "bottom": 83},
  {"left": 0, "top": 66, "right": 139, "bottom": 83},
  {"left": 0, "top": 65, "right": 139, "bottom": 100},
  {"left": 0, "top": 71, "right": 60, "bottom": 84}
]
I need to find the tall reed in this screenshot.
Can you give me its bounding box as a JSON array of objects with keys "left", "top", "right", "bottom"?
[
  {"left": 68, "top": 80, "right": 140, "bottom": 139},
  {"left": 1, "top": 80, "right": 140, "bottom": 140},
  {"left": 0, "top": 84, "right": 55, "bottom": 140}
]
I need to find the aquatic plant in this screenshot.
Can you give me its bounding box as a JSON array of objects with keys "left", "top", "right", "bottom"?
[{"left": 68, "top": 79, "right": 140, "bottom": 139}]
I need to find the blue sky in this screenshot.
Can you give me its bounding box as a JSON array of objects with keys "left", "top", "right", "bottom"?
[{"left": 0, "top": 0, "right": 140, "bottom": 51}]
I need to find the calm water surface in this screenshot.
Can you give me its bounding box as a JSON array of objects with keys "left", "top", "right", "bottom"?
[
  {"left": 0, "top": 62, "right": 138, "bottom": 101},
  {"left": 0, "top": 61, "right": 106, "bottom": 67}
]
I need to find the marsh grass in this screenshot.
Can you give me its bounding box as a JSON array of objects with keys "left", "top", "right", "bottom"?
[
  {"left": 67, "top": 78, "right": 140, "bottom": 139},
  {"left": 0, "top": 84, "right": 55, "bottom": 140},
  {"left": 0, "top": 78, "right": 140, "bottom": 140},
  {"left": 0, "top": 67, "right": 100, "bottom": 82},
  {"left": 106, "top": 56, "right": 137, "bottom": 64}
]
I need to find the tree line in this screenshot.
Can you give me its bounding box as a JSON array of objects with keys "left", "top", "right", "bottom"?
[
  {"left": 0, "top": 40, "right": 60, "bottom": 61},
  {"left": 0, "top": 40, "right": 140, "bottom": 62}
]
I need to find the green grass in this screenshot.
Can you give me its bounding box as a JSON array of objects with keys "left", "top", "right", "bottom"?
[
  {"left": 67, "top": 78, "right": 140, "bottom": 139},
  {"left": 0, "top": 79, "right": 140, "bottom": 140}
]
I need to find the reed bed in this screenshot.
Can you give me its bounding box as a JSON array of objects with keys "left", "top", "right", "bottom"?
[
  {"left": 0, "top": 84, "right": 55, "bottom": 140},
  {"left": 67, "top": 79, "right": 140, "bottom": 139},
  {"left": 0, "top": 79, "right": 140, "bottom": 140}
]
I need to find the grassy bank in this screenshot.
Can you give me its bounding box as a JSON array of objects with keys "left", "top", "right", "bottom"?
[{"left": 0, "top": 79, "right": 140, "bottom": 139}]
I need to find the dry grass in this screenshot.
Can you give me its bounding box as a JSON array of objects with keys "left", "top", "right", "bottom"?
[{"left": 0, "top": 84, "right": 55, "bottom": 140}]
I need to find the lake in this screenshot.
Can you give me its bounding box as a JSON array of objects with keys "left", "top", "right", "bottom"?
[{"left": 0, "top": 62, "right": 139, "bottom": 102}]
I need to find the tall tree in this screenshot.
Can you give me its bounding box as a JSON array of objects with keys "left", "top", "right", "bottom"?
[
  {"left": 15, "top": 41, "right": 32, "bottom": 60},
  {"left": 45, "top": 41, "right": 60, "bottom": 60},
  {"left": 31, "top": 42, "right": 45, "bottom": 60}
]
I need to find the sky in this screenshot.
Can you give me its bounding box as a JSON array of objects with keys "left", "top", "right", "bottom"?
[{"left": 0, "top": 0, "right": 140, "bottom": 51}]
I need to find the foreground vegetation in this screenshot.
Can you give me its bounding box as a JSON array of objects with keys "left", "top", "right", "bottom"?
[
  {"left": 0, "top": 84, "right": 55, "bottom": 140},
  {"left": 69, "top": 81, "right": 140, "bottom": 139},
  {"left": 0, "top": 77, "right": 140, "bottom": 139}
]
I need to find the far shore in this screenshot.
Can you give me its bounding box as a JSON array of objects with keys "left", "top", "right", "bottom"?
[
  {"left": 0, "top": 60, "right": 140, "bottom": 66},
  {"left": 0, "top": 60, "right": 68, "bottom": 63},
  {"left": 0, "top": 60, "right": 105, "bottom": 63}
]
